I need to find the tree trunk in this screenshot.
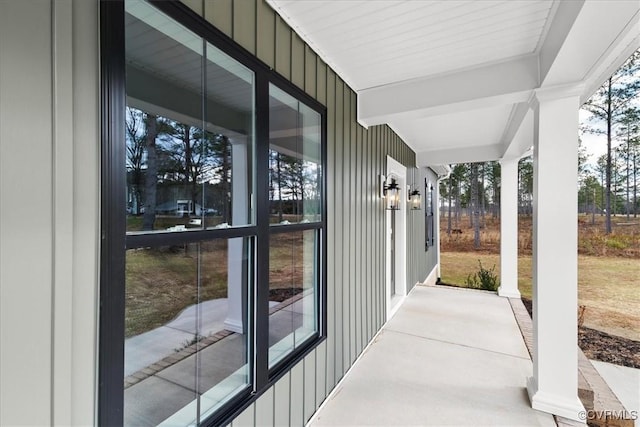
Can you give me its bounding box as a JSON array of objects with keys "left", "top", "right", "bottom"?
[
  {"left": 221, "top": 136, "right": 231, "bottom": 223},
  {"left": 454, "top": 181, "right": 460, "bottom": 228},
  {"left": 605, "top": 78, "right": 613, "bottom": 233},
  {"left": 471, "top": 163, "right": 480, "bottom": 248},
  {"left": 601, "top": 168, "right": 605, "bottom": 216},
  {"left": 142, "top": 115, "right": 159, "bottom": 231},
  {"left": 634, "top": 150, "right": 637, "bottom": 218},
  {"left": 492, "top": 171, "right": 499, "bottom": 219},
  {"left": 297, "top": 160, "right": 304, "bottom": 217},
  {"left": 182, "top": 125, "right": 196, "bottom": 216},
  {"left": 592, "top": 188, "right": 596, "bottom": 225},
  {"left": 276, "top": 153, "right": 283, "bottom": 222},
  {"left": 627, "top": 132, "right": 631, "bottom": 220},
  {"left": 447, "top": 177, "right": 452, "bottom": 236},
  {"left": 481, "top": 163, "right": 486, "bottom": 228}
]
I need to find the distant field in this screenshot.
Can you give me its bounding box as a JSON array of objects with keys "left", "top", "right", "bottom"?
[
  {"left": 441, "top": 214, "right": 640, "bottom": 258},
  {"left": 439, "top": 214, "right": 640, "bottom": 341}
]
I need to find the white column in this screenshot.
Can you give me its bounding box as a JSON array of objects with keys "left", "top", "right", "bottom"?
[
  {"left": 225, "top": 139, "right": 249, "bottom": 334},
  {"left": 526, "top": 84, "right": 585, "bottom": 421},
  {"left": 302, "top": 230, "right": 316, "bottom": 333},
  {"left": 498, "top": 158, "right": 520, "bottom": 298}
]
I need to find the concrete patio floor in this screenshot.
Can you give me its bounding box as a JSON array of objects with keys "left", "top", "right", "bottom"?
[
  {"left": 124, "top": 293, "right": 313, "bottom": 425},
  {"left": 309, "top": 285, "right": 556, "bottom": 427}
]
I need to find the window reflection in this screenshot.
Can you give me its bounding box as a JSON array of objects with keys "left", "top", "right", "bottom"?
[
  {"left": 268, "top": 230, "right": 318, "bottom": 367},
  {"left": 125, "top": 0, "right": 254, "bottom": 234},
  {"left": 124, "top": 239, "right": 252, "bottom": 426},
  {"left": 269, "top": 84, "right": 322, "bottom": 225},
  {"left": 123, "top": 1, "right": 254, "bottom": 424},
  {"left": 120, "top": 2, "right": 324, "bottom": 424}
]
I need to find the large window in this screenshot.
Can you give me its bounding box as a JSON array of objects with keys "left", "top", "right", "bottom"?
[{"left": 100, "top": 1, "right": 326, "bottom": 425}]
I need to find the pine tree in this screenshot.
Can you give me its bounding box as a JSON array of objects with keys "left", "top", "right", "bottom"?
[{"left": 582, "top": 49, "right": 640, "bottom": 233}]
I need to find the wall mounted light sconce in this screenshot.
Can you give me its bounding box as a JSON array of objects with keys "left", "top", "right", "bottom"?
[
  {"left": 381, "top": 175, "right": 401, "bottom": 210},
  {"left": 408, "top": 187, "right": 422, "bottom": 210}
]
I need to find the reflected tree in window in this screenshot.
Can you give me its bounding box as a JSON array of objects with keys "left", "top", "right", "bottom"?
[
  {"left": 125, "top": 108, "right": 146, "bottom": 216},
  {"left": 269, "top": 151, "right": 321, "bottom": 222},
  {"left": 125, "top": 107, "right": 162, "bottom": 230},
  {"left": 126, "top": 107, "right": 239, "bottom": 230}
]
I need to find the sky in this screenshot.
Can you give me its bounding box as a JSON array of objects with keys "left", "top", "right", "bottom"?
[
  {"left": 579, "top": 88, "right": 639, "bottom": 172},
  {"left": 578, "top": 109, "right": 608, "bottom": 169},
  {"left": 578, "top": 52, "right": 640, "bottom": 172}
]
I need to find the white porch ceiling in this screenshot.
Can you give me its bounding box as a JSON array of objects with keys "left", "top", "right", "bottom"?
[
  {"left": 268, "top": 0, "right": 554, "bottom": 91},
  {"left": 267, "top": 0, "right": 640, "bottom": 168}
]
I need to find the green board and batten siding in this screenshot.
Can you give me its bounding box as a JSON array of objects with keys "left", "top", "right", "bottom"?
[{"left": 182, "top": 1, "right": 439, "bottom": 425}]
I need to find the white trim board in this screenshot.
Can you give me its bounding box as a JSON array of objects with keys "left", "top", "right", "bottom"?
[{"left": 385, "top": 155, "right": 407, "bottom": 322}]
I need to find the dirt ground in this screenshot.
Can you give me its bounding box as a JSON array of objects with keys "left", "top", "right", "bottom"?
[{"left": 521, "top": 298, "right": 640, "bottom": 369}]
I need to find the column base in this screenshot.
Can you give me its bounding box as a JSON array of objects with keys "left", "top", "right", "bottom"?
[
  {"left": 527, "top": 376, "right": 585, "bottom": 422},
  {"left": 223, "top": 318, "right": 243, "bottom": 334},
  {"left": 498, "top": 286, "right": 521, "bottom": 298}
]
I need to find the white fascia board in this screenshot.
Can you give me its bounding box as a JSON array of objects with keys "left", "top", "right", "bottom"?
[
  {"left": 358, "top": 55, "right": 539, "bottom": 126},
  {"left": 541, "top": 0, "right": 640, "bottom": 88},
  {"left": 416, "top": 144, "right": 504, "bottom": 167},
  {"left": 428, "top": 164, "right": 452, "bottom": 179}
]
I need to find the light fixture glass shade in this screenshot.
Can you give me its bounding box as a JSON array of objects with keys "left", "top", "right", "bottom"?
[
  {"left": 385, "top": 179, "right": 400, "bottom": 210},
  {"left": 409, "top": 189, "right": 421, "bottom": 210}
]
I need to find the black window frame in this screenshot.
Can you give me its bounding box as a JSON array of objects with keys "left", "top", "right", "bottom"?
[{"left": 99, "top": 1, "right": 327, "bottom": 425}]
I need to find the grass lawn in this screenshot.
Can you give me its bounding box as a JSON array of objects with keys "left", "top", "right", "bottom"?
[
  {"left": 125, "top": 242, "right": 230, "bottom": 337},
  {"left": 125, "top": 232, "right": 315, "bottom": 337},
  {"left": 440, "top": 251, "right": 640, "bottom": 341}
]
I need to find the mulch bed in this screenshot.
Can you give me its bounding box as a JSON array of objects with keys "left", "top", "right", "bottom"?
[
  {"left": 521, "top": 298, "right": 640, "bottom": 369},
  {"left": 269, "top": 287, "right": 304, "bottom": 302}
]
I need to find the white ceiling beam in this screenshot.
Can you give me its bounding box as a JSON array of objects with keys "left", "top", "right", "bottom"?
[
  {"left": 357, "top": 55, "right": 539, "bottom": 127},
  {"left": 499, "top": 0, "right": 639, "bottom": 163},
  {"left": 416, "top": 143, "right": 504, "bottom": 167},
  {"left": 500, "top": 0, "right": 639, "bottom": 162},
  {"left": 540, "top": 0, "right": 640, "bottom": 89},
  {"left": 537, "top": 0, "right": 585, "bottom": 85},
  {"left": 499, "top": 102, "right": 530, "bottom": 148},
  {"left": 580, "top": 9, "right": 640, "bottom": 103}
]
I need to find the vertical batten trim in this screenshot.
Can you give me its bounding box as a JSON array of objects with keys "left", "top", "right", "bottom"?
[
  {"left": 350, "top": 91, "right": 358, "bottom": 359},
  {"left": 254, "top": 0, "right": 258, "bottom": 56},
  {"left": 51, "top": 0, "right": 75, "bottom": 424},
  {"left": 230, "top": 0, "right": 235, "bottom": 41},
  {"left": 358, "top": 100, "right": 364, "bottom": 353},
  {"left": 334, "top": 75, "right": 344, "bottom": 381},
  {"left": 343, "top": 81, "right": 351, "bottom": 368}
]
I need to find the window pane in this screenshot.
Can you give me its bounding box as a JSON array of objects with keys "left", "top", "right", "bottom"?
[
  {"left": 268, "top": 230, "right": 318, "bottom": 367},
  {"left": 269, "top": 84, "right": 322, "bottom": 225},
  {"left": 124, "top": 244, "right": 199, "bottom": 425},
  {"left": 203, "top": 42, "right": 255, "bottom": 229},
  {"left": 125, "top": 0, "right": 254, "bottom": 234},
  {"left": 198, "top": 238, "right": 252, "bottom": 420},
  {"left": 124, "top": 238, "right": 252, "bottom": 425}
]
